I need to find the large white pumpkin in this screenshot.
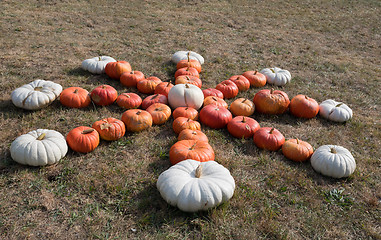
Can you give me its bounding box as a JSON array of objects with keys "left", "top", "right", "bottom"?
[
  {"left": 319, "top": 99, "right": 353, "bottom": 122},
  {"left": 10, "top": 129, "right": 68, "bottom": 166},
  {"left": 260, "top": 67, "right": 291, "bottom": 86},
  {"left": 310, "top": 145, "right": 356, "bottom": 178},
  {"left": 81, "top": 56, "right": 116, "bottom": 74},
  {"left": 157, "top": 159, "right": 235, "bottom": 212},
  {"left": 11, "top": 79, "right": 62, "bottom": 110},
  {"left": 168, "top": 84, "right": 204, "bottom": 110},
  {"left": 171, "top": 51, "right": 204, "bottom": 65}
]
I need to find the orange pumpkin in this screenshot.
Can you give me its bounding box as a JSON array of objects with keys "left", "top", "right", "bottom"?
[
  {"left": 178, "top": 129, "right": 208, "bottom": 142},
  {"left": 175, "top": 75, "right": 202, "bottom": 88},
  {"left": 154, "top": 82, "right": 174, "bottom": 97},
  {"left": 172, "top": 107, "right": 198, "bottom": 120},
  {"left": 289, "top": 95, "right": 319, "bottom": 119},
  {"left": 176, "top": 52, "right": 202, "bottom": 73},
  {"left": 282, "top": 138, "right": 314, "bottom": 162},
  {"left": 121, "top": 109, "right": 153, "bottom": 132},
  {"left": 229, "top": 75, "right": 250, "bottom": 91},
  {"left": 120, "top": 71, "right": 145, "bottom": 87},
  {"left": 60, "top": 87, "right": 91, "bottom": 108},
  {"left": 92, "top": 118, "right": 126, "bottom": 141},
  {"left": 146, "top": 103, "right": 172, "bottom": 125},
  {"left": 66, "top": 126, "right": 100, "bottom": 153},
  {"left": 116, "top": 93, "right": 142, "bottom": 109},
  {"left": 227, "top": 116, "right": 260, "bottom": 139},
  {"left": 90, "top": 85, "right": 118, "bottom": 106},
  {"left": 215, "top": 80, "right": 239, "bottom": 99},
  {"left": 242, "top": 70, "right": 266, "bottom": 87},
  {"left": 137, "top": 76, "right": 162, "bottom": 94},
  {"left": 169, "top": 140, "right": 214, "bottom": 165},
  {"left": 253, "top": 127, "right": 285, "bottom": 151},
  {"left": 105, "top": 61, "right": 132, "bottom": 80},
  {"left": 203, "top": 96, "right": 228, "bottom": 109},
  {"left": 253, "top": 88, "right": 290, "bottom": 115},
  {"left": 230, "top": 98, "right": 255, "bottom": 116},
  {"left": 174, "top": 67, "right": 199, "bottom": 79},
  {"left": 141, "top": 94, "right": 168, "bottom": 110},
  {"left": 172, "top": 117, "right": 201, "bottom": 135}
]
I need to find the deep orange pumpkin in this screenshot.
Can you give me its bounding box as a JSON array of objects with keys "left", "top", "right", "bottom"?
[
  {"left": 154, "top": 82, "right": 174, "bottom": 97},
  {"left": 230, "top": 98, "right": 255, "bottom": 116},
  {"left": 203, "top": 96, "right": 228, "bottom": 109},
  {"left": 60, "top": 87, "right": 91, "bottom": 108},
  {"left": 174, "top": 67, "right": 199, "bottom": 79},
  {"left": 146, "top": 103, "right": 172, "bottom": 125},
  {"left": 172, "top": 107, "right": 199, "bottom": 120},
  {"left": 120, "top": 71, "right": 145, "bottom": 87},
  {"left": 121, "top": 109, "right": 153, "bottom": 132},
  {"left": 202, "top": 88, "right": 224, "bottom": 99},
  {"left": 282, "top": 138, "right": 314, "bottom": 162},
  {"left": 199, "top": 105, "right": 232, "bottom": 129},
  {"left": 215, "top": 80, "right": 239, "bottom": 99},
  {"left": 289, "top": 95, "right": 319, "bottom": 119},
  {"left": 242, "top": 70, "right": 266, "bottom": 87},
  {"left": 253, "top": 127, "right": 285, "bottom": 151},
  {"left": 105, "top": 61, "right": 132, "bottom": 80},
  {"left": 90, "top": 85, "right": 118, "bottom": 106},
  {"left": 141, "top": 94, "right": 168, "bottom": 109},
  {"left": 116, "top": 93, "right": 142, "bottom": 109},
  {"left": 169, "top": 140, "right": 215, "bottom": 165},
  {"left": 175, "top": 75, "right": 202, "bottom": 88},
  {"left": 229, "top": 75, "right": 250, "bottom": 91},
  {"left": 227, "top": 116, "right": 260, "bottom": 139},
  {"left": 253, "top": 88, "right": 290, "bottom": 115},
  {"left": 137, "top": 76, "right": 162, "bottom": 94},
  {"left": 176, "top": 52, "right": 202, "bottom": 73},
  {"left": 92, "top": 117, "right": 126, "bottom": 141},
  {"left": 66, "top": 126, "right": 100, "bottom": 153},
  {"left": 172, "top": 117, "right": 201, "bottom": 135},
  {"left": 178, "top": 129, "right": 208, "bottom": 142}
]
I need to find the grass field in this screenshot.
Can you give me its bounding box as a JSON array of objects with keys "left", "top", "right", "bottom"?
[{"left": 0, "top": 0, "right": 380, "bottom": 239}]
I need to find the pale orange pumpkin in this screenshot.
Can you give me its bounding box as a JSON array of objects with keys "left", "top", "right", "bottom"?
[{"left": 146, "top": 103, "right": 172, "bottom": 125}]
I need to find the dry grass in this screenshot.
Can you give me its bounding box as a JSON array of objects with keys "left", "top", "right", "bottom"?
[{"left": 0, "top": 0, "right": 380, "bottom": 239}]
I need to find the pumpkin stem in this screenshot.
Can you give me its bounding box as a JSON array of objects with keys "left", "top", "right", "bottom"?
[
  {"left": 242, "top": 117, "right": 246, "bottom": 123},
  {"left": 192, "top": 131, "right": 197, "bottom": 135},
  {"left": 74, "top": 89, "right": 79, "bottom": 94},
  {"left": 136, "top": 110, "right": 142, "bottom": 115},
  {"left": 270, "top": 68, "right": 275, "bottom": 73},
  {"left": 186, "top": 76, "right": 190, "bottom": 81},
  {"left": 269, "top": 128, "right": 275, "bottom": 134},
  {"left": 270, "top": 88, "right": 274, "bottom": 94},
  {"left": 254, "top": 70, "right": 258, "bottom": 75},
  {"left": 296, "top": 138, "right": 300, "bottom": 144},
  {"left": 304, "top": 95, "right": 308, "bottom": 100},
  {"left": 195, "top": 165, "right": 202, "bottom": 178},
  {"left": 166, "top": 82, "right": 171, "bottom": 87},
  {"left": 242, "top": 98, "right": 247, "bottom": 103},
  {"left": 189, "top": 142, "right": 197, "bottom": 150},
  {"left": 187, "top": 51, "right": 190, "bottom": 62},
  {"left": 185, "top": 107, "right": 189, "bottom": 110},
  {"left": 131, "top": 71, "right": 134, "bottom": 74},
  {"left": 98, "top": 56, "right": 102, "bottom": 61},
  {"left": 34, "top": 87, "right": 43, "bottom": 91},
  {"left": 82, "top": 129, "right": 95, "bottom": 134},
  {"left": 330, "top": 148, "right": 337, "bottom": 154},
  {"left": 212, "top": 96, "right": 217, "bottom": 101},
  {"left": 185, "top": 84, "right": 190, "bottom": 88},
  {"left": 37, "top": 133, "right": 46, "bottom": 140},
  {"left": 336, "top": 103, "right": 343, "bottom": 107},
  {"left": 123, "top": 93, "right": 131, "bottom": 98},
  {"left": 152, "top": 94, "right": 159, "bottom": 99}
]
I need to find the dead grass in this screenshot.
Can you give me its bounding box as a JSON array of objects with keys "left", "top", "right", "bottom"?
[{"left": 0, "top": 0, "right": 380, "bottom": 239}]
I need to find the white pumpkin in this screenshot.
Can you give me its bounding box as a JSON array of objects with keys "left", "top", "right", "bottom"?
[
  {"left": 11, "top": 79, "right": 62, "bottom": 110},
  {"left": 310, "top": 145, "right": 356, "bottom": 178},
  {"left": 157, "top": 159, "right": 235, "bottom": 212},
  {"left": 10, "top": 129, "right": 68, "bottom": 166},
  {"left": 171, "top": 51, "right": 205, "bottom": 65},
  {"left": 319, "top": 99, "right": 353, "bottom": 122},
  {"left": 168, "top": 84, "right": 204, "bottom": 110},
  {"left": 260, "top": 67, "right": 291, "bottom": 86},
  {"left": 81, "top": 56, "right": 116, "bottom": 74}
]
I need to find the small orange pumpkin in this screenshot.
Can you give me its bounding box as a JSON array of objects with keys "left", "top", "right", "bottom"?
[
  {"left": 105, "top": 61, "right": 132, "bottom": 80},
  {"left": 175, "top": 75, "right": 202, "bottom": 88},
  {"left": 176, "top": 52, "right": 202, "bottom": 73},
  {"left": 146, "top": 103, "right": 172, "bottom": 125},
  {"left": 169, "top": 140, "right": 214, "bottom": 165},
  {"left": 172, "top": 107, "right": 199, "bottom": 120},
  {"left": 154, "top": 82, "right": 174, "bottom": 97},
  {"left": 66, "top": 126, "right": 100, "bottom": 153},
  {"left": 172, "top": 117, "right": 201, "bottom": 135},
  {"left": 116, "top": 93, "right": 142, "bottom": 109},
  {"left": 230, "top": 98, "right": 255, "bottom": 116},
  {"left": 60, "top": 87, "right": 91, "bottom": 108},
  {"left": 282, "top": 138, "right": 314, "bottom": 162},
  {"left": 137, "top": 76, "right": 162, "bottom": 94},
  {"left": 120, "top": 71, "right": 145, "bottom": 87},
  {"left": 121, "top": 109, "right": 153, "bottom": 132},
  {"left": 178, "top": 129, "right": 208, "bottom": 142},
  {"left": 174, "top": 67, "right": 200, "bottom": 79},
  {"left": 203, "top": 96, "right": 228, "bottom": 109},
  {"left": 289, "top": 95, "right": 319, "bottom": 119},
  {"left": 229, "top": 75, "right": 250, "bottom": 91},
  {"left": 242, "top": 70, "right": 266, "bottom": 87},
  {"left": 92, "top": 118, "right": 126, "bottom": 141},
  {"left": 253, "top": 88, "right": 290, "bottom": 115}
]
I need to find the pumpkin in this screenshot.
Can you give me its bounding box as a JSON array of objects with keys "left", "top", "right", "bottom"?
[
  {"left": 310, "top": 145, "right": 356, "bottom": 178},
  {"left": 199, "top": 105, "right": 232, "bottom": 129},
  {"left": 60, "top": 87, "right": 91, "bottom": 108},
  {"left": 10, "top": 129, "right": 68, "bottom": 166},
  {"left": 171, "top": 50, "right": 204, "bottom": 65},
  {"left": 253, "top": 88, "right": 290, "bottom": 115},
  {"left": 289, "top": 95, "right": 319, "bottom": 119},
  {"left": 137, "top": 76, "right": 162, "bottom": 94},
  {"left": 173, "top": 117, "right": 201, "bottom": 135},
  {"left": 215, "top": 80, "right": 239, "bottom": 99},
  {"left": 227, "top": 116, "right": 260, "bottom": 139},
  {"left": 229, "top": 98, "right": 255, "bottom": 116},
  {"left": 90, "top": 85, "right": 118, "bottom": 106},
  {"left": 121, "top": 109, "right": 153, "bottom": 132},
  {"left": 242, "top": 70, "right": 266, "bottom": 87},
  {"left": 157, "top": 160, "right": 235, "bottom": 212},
  {"left": 11, "top": 79, "right": 62, "bottom": 110},
  {"left": 116, "top": 93, "right": 142, "bottom": 109},
  {"left": 229, "top": 75, "right": 250, "bottom": 91},
  {"left": 178, "top": 129, "right": 208, "bottom": 142},
  {"left": 282, "top": 138, "right": 313, "bottom": 162},
  {"left": 169, "top": 140, "right": 214, "bottom": 165},
  {"left": 120, "top": 71, "right": 145, "bottom": 87},
  {"left": 81, "top": 56, "right": 116, "bottom": 74},
  {"left": 253, "top": 127, "right": 285, "bottom": 151},
  {"left": 154, "top": 82, "right": 174, "bottom": 97},
  {"left": 174, "top": 67, "right": 200, "bottom": 79},
  {"left": 175, "top": 75, "right": 202, "bottom": 88},
  {"left": 141, "top": 94, "right": 168, "bottom": 110},
  {"left": 66, "top": 126, "right": 100, "bottom": 153},
  {"left": 260, "top": 67, "right": 291, "bottom": 86},
  {"left": 92, "top": 118, "right": 126, "bottom": 141},
  {"left": 146, "top": 103, "right": 172, "bottom": 125},
  {"left": 168, "top": 84, "right": 204, "bottom": 110},
  {"left": 319, "top": 99, "right": 353, "bottom": 122},
  {"left": 203, "top": 96, "right": 228, "bottom": 109},
  {"left": 202, "top": 88, "right": 224, "bottom": 99},
  {"left": 105, "top": 61, "right": 132, "bottom": 80},
  {"left": 176, "top": 52, "right": 202, "bottom": 73},
  {"left": 172, "top": 107, "right": 198, "bottom": 120}
]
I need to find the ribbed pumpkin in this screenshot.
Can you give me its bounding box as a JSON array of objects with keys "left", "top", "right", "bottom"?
[
  {"left": 289, "top": 95, "right": 319, "bottom": 119},
  {"left": 116, "top": 93, "right": 142, "bottom": 109},
  {"left": 92, "top": 118, "right": 126, "bottom": 141},
  {"left": 202, "top": 88, "right": 224, "bottom": 99},
  {"left": 282, "top": 138, "right": 314, "bottom": 162},
  {"left": 203, "top": 96, "right": 228, "bottom": 109},
  {"left": 168, "top": 84, "right": 204, "bottom": 110},
  {"left": 137, "top": 76, "right": 162, "bottom": 94},
  {"left": 178, "top": 129, "right": 208, "bottom": 142},
  {"left": 172, "top": 117, "right": 201, "bottom": 135},
  {"left": 242, "top": 70, "right": 266, "bottom": 87},
  {"left": 253, "top": 89, "right": 290, "bottom": 115},
  {"left": 227, "top": 116, "right": 260, "bottom": 139},
  {"left": 141, "top": 94, "right": 168, "bottom": 110},
  {"left": 105, "top": 61, "right": 132, "bottom": 80},
  {"left": 60, "top": 87, "right": 91, "bottom": 108},
  {"left": 120, "top": 71, "right": 145, "bottom": 87},
  {"left": 169, "top": 140, "right": 215, "bottom": 165},
  {"left": 174, "top": 67, "right": 199, "bottom": 79},
  {"left": 215, "top": 80, "right": 239, "bottom": 99},
  {"left": 66, "top": 126, "right": 100, "bottom": 153},
  {"left": 172, "top": 107, "right": 199, "bottom": 120},
  {"left": 121, "top": 109, "right": 153, "bottom": 132},
  {"left": 154, "top": 82, "right": 174, "bottom": 97},
  {"left": 199, "top": 105, "right": 232, "bottom": 129},
  {"left": 90, "top": 85, "right": 118, "bottom": 106},
  {"left": 176, "top": 52, "right": 202, "bottom": 73},
  {"left": 175, "top": 75, "right": 202, "bottom": 88},
  {"left": 146, "top": 103, "right": 172, "bottom": 125},
  {"left": 230, "top": 98, "right": 255, "bottom": 116},
  {"left": 229, "top": 75, "right": 250, "bottom": 91},
  {"left": 253, "top": 127, "right": 285, "bottom": 151}
]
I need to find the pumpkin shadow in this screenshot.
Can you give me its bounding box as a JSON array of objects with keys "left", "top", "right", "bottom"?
[
  {"left": 0, "top": 149, "right": 42, "bottom": 175},
  {"left": 66, "top": 67, "right": 91, "bottom": 77}
]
